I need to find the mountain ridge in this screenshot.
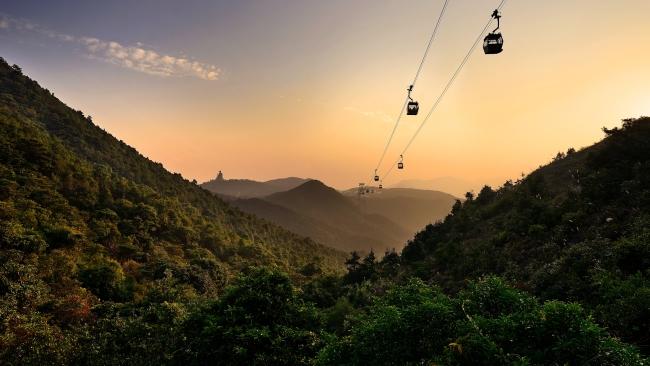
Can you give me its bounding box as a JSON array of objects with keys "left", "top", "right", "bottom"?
[
  {"left": 390, "top": 117, "right": 650, "bottom": 350},
  {"left": 262, "top": 180, "right": 411, "bottom": 253},
  {"left": 201, "top": 174, "right": 312, "bottom": 198}
]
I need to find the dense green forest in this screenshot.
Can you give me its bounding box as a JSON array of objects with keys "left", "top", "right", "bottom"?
[
  {"left": 0, "top": 58, "right": 648, "bottom": 365},
  {"left": 395, "top": 117, "right": 650, "bottom": 351},
  {"left": 0, "top": 58, "right": 344, "bottom": 363}
]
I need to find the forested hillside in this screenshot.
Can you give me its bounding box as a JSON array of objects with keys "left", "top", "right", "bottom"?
[
  {"left": 392, "top": 117, "right": 650, "bottom": 350},
  {"left": 0, "top": 58, "right": 345, "bottom": 363}
]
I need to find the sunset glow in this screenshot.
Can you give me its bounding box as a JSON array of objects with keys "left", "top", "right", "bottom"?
[{"left": 2, "top": 0, "right": 648, "bottom": 190}]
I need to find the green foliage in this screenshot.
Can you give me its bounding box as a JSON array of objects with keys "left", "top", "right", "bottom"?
[
  {"left": 318, "top": 277, "right": 647, "bottom": 366},
  {"left": 179, "top": 268, "right": 323, "bottom": 366},
  {"left": 344, "top": 250, "right": 379, "bottom": 284},
  {"left": 77, "top": 254, "right": 132, "bottom": 301},
  {"left": 396, "top": 118, "right": 650, "bottom": 350}
]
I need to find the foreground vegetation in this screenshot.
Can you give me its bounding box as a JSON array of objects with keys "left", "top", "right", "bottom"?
[{"left": 0, "top": 58, "right": 647, "bottom": 364}]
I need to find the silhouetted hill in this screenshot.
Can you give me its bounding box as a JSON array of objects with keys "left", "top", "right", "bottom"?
[
  {"left": 391, "top": 118, "right": 650, "bottom": 350},
  {"left": 341, "top": 187, "right": 457, "bottom": 233},
  {"left": 229, "top": 182, "right": 456, "bottom": 253},
  {"left": 266, "top": 177, "right": 312, "bottom": 191},
  {"left": 232, "top": 197, "right": 394, "bottom": 253},
  {"left": 267, "top": 180, "right": 355, "bottom": 219},
  {"left": 201, "top": 174, "right": 311, "bottom": 198},
  {"left": 240, "top": 180, "right": 411, "bottom": 253},
  {"left": 392, "top": 177, "right": 480, "bottom": 197}
]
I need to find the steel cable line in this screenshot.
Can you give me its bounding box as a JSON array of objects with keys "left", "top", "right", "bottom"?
[
  {"left": 380, "top": 0, "right": 508, "bottom": 183},
  {"left": 372, "top": 0, "right": 450, "bottom": 180}
]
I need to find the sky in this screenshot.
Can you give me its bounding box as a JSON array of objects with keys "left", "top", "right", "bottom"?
[{"left": 1, "top": 0, "right": 649, "bottom": 191}]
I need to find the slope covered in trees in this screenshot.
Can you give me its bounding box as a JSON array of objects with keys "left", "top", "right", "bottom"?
[
  {"left": 0, "top": 58, "right": 346, "bottom": 362},
  {"left": 392, "top": 117, "right": 650, "bottom": 350}
]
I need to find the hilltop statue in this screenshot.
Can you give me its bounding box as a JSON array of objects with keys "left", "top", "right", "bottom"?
[{"left": 216, "top": 170, "right": 224, "bottom": 181}]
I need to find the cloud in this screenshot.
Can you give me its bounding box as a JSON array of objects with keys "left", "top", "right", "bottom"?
[
  {"left": 0, "top": 13, "right": 220, "bottom": 81},
  {"left": 344, "top": 106, "right": 394, "bottom": 123}
]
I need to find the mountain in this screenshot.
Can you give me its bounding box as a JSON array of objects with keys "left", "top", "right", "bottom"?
[
  {"left": 235, "top": 180, "right": 412, "bottom": 253},
  {"left": 341, "top": 187, "right": 457, "bottom": 233},
  {"left": 230, "top": 182, "right": 457, "bottom": 253},
  {"left": 0, "top": 58, "right": 349, "bottom": 359},
  {"left": 391, "top": 118, "right": 650, "bottom": 351},
  {"left": 266, "top": 180, "right": 357, "bottom": 221},
  {"left": 392, "top": 177, "right": 481, "bottom": 197},
  {"left": 201, "top": 173, "right": 311, "bottom": 198},
  {"left": 232, "top": 198, "right": 390, "bottom": 254}
]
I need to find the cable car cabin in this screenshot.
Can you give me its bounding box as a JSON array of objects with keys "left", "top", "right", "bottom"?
[
  {"left": 374, "top": 175, "right": 379, "bottom": 182},
  {"left": 378, "top": 184, "right": 383, "bottom": 189},
  {"left": 398, "top": 162, "right": 404, "bottom": 170},
  {"left": 483, "top": 33, "right": 503, "bottom": 54},
  {"left": 407, "top": 101, "right": 419, "bottom": 115}
]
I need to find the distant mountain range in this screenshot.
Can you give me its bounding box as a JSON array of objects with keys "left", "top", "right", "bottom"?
[
  {"left": 203, "top": 178, "right": 457, "bottom": 253},
  {"left": 341, "top": 187, "right": 458, "bottom": 233},
  {"left": 392, "top": 177, "right": 481, "bottom": 198},
  {"left": 201, "top": 172, "right": 311, "bottom": 198}
]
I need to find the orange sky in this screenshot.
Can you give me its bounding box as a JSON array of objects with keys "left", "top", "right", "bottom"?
[{"left": 3, "top": 0, "right": 649, "bottom": 190}]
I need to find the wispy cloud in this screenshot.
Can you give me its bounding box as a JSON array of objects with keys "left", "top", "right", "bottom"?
[
  {"left": 0, "top": 14, "right": 220, "bottom": 81},
  {"left": 344, "top": 106, "right": 394, "bottom": 123}
]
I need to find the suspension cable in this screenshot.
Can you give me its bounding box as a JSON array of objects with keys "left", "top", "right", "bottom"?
[
  {"left": 372, "top": 0, "right": 450, "bottom": 179},
  {"left": 380, "top": 0, "right": 508, "bottom": 183}
]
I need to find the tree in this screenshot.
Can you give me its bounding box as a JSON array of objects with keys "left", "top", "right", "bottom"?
[
  {"left": 345, "top": 251, "right": 361, "bottom": 273},
  {"left": 317, "top": 277, "right": 646, "bottom": 366},
  {"left": 180, "top": 268, "right": 323, "bottom": 366},
  {"left": 476, "top": 185, "right": 496, "bottom": 204}
]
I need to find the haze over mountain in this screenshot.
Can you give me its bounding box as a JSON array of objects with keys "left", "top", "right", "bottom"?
[
  {"left": 216, "top": 178, "right": 458, "bottom": 253},
  {"left": 201, "top": 172, "right": 311, "bottom": 198},
  {"left": 341, "top": 187, "right": 457, "bottom": 233},
  {"left": 392, "top": 177, "right": 485, "bottom": 198},
  {"left": 233, "top": 180, "right": 410, "bottom": 253}
]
